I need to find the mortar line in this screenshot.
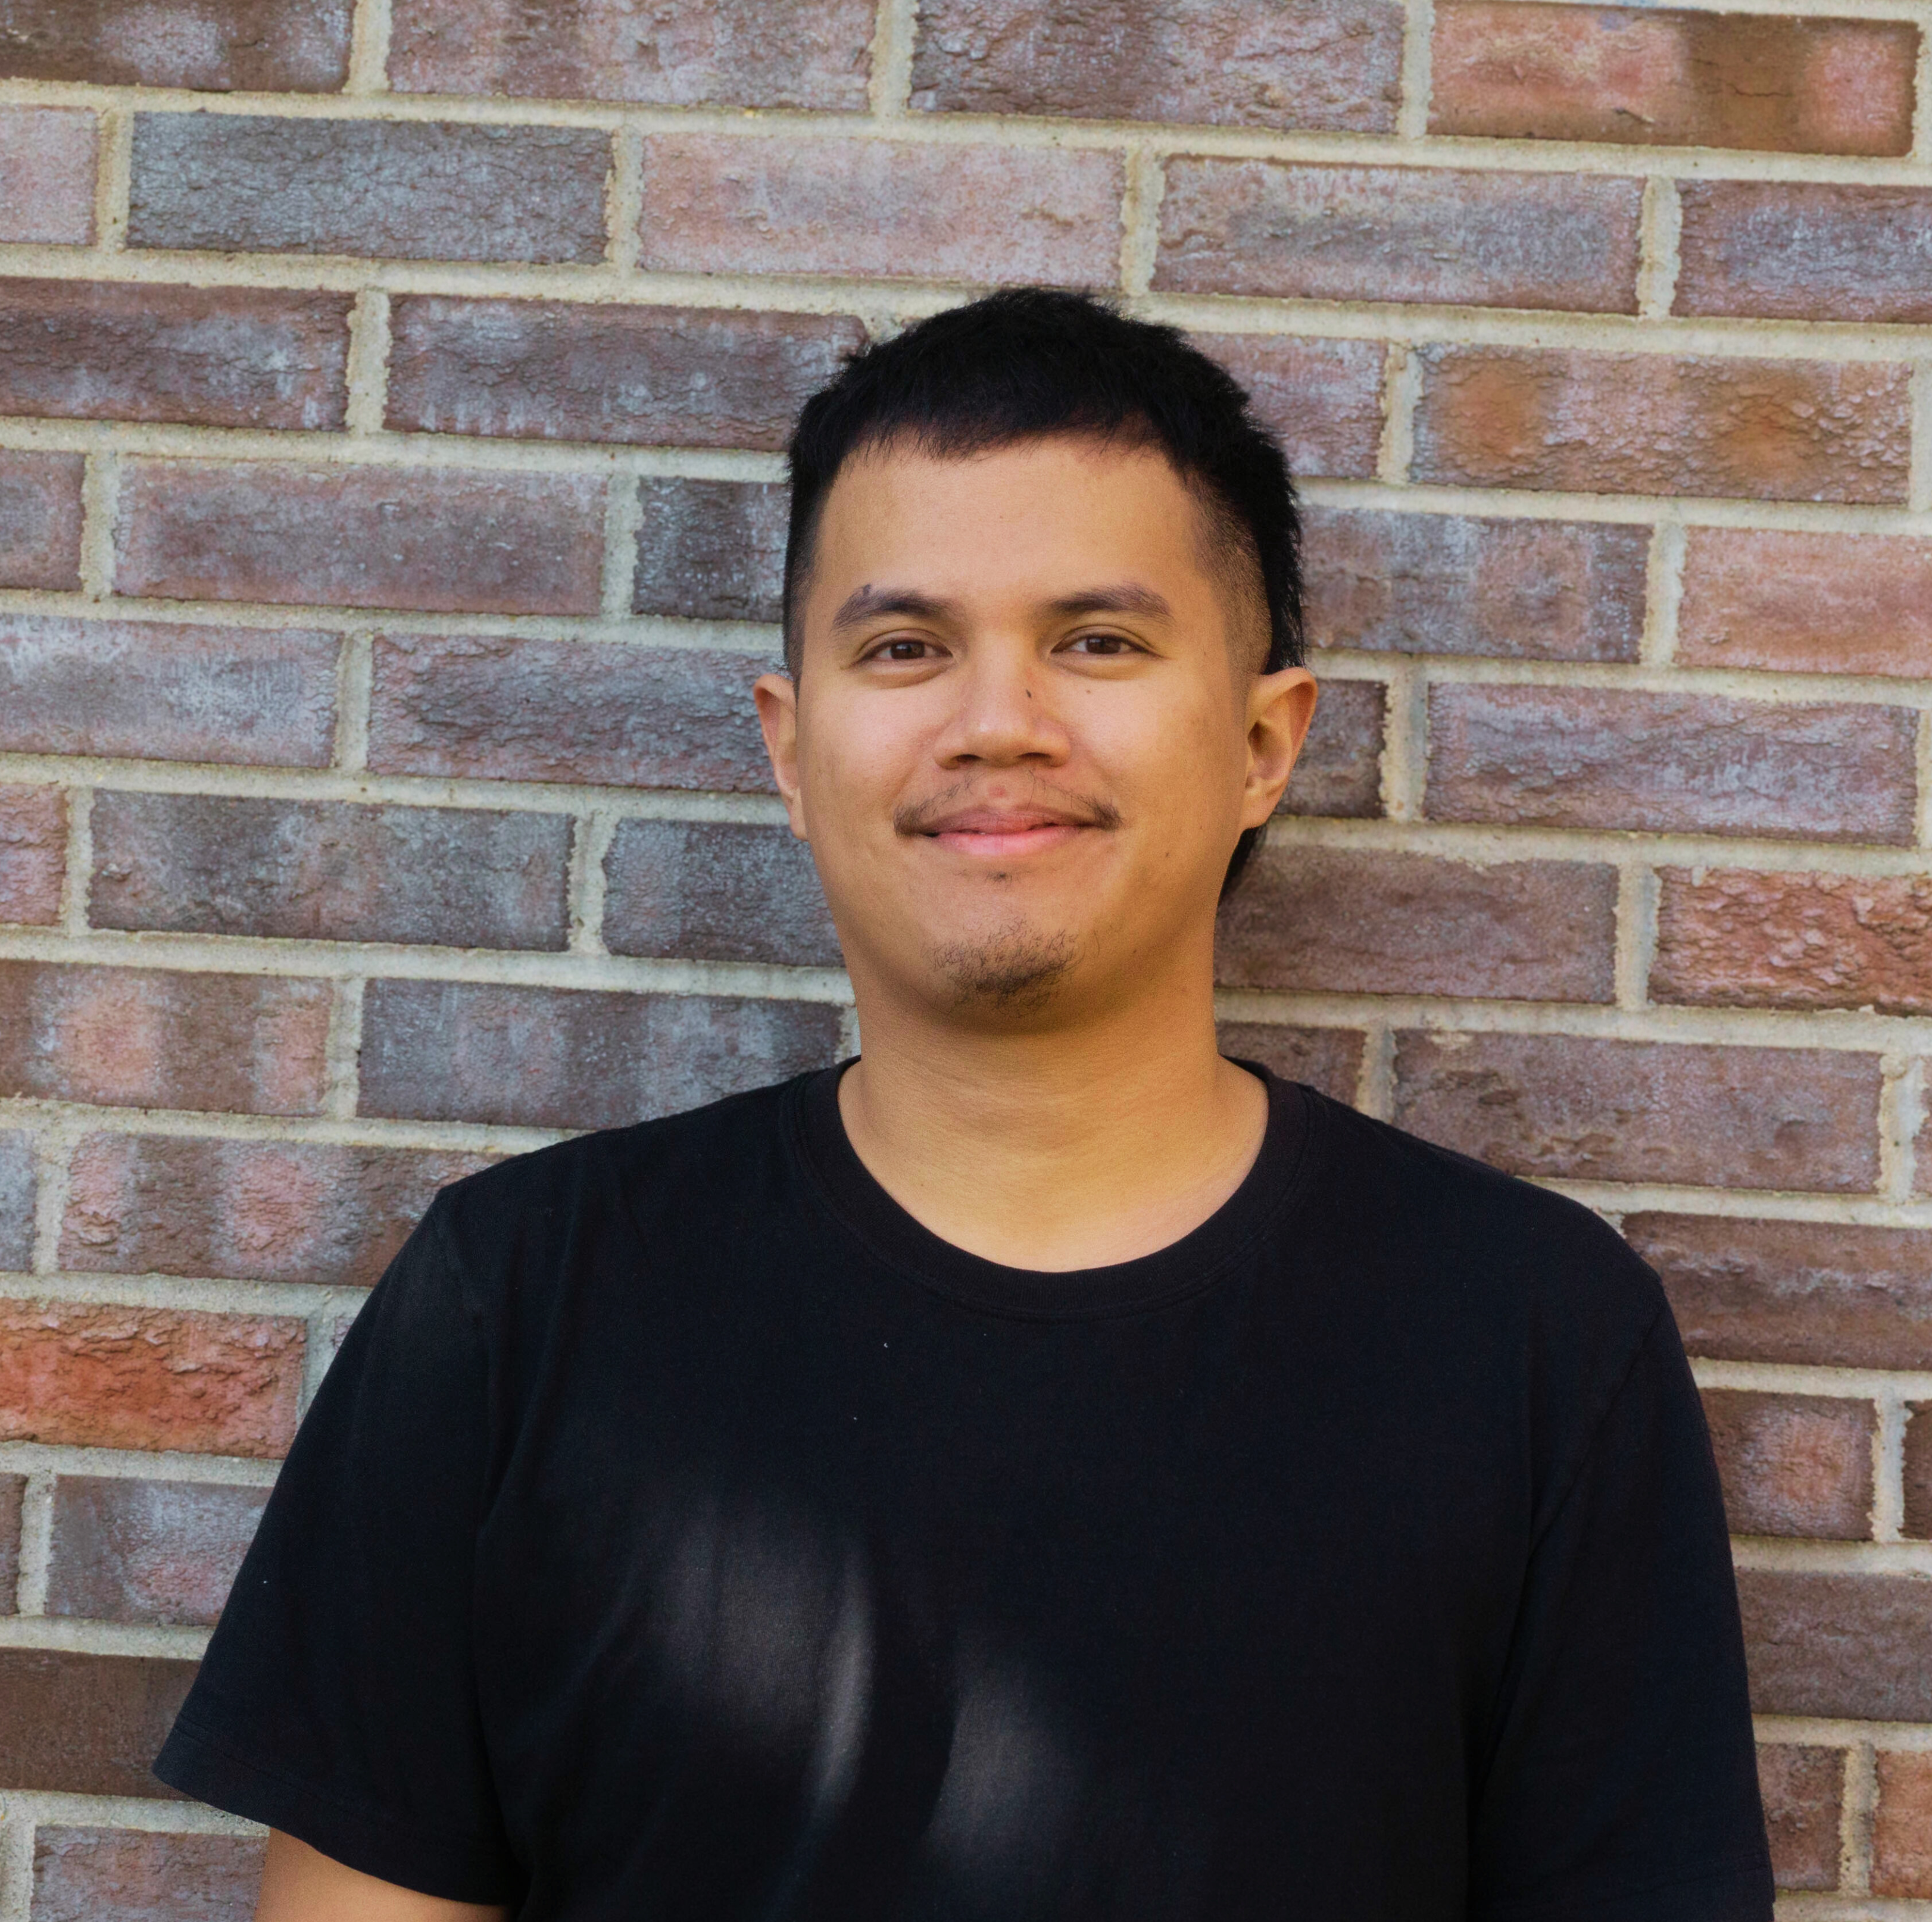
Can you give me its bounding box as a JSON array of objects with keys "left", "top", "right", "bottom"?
[
  {"left": 1881, "top": 1054, "right": 1917, "bottom": 1202},
  {"left": 345, "top": 0, "right": 393, "bottom": 95},
  {"left": 90, "top": 105, "right": 130, "bottom": 254},
  {"left": 332, "top": 632, "right": 373, "bottom": 773},
  {"left": 343, "top": 289, "right": 392, "bottom": 436},
  {"left": 13, "top": 1473, "right": 54, "bottom": 1617},
  {"left": 1761, "top": 1718, "right": 1932, "bottom": 1751},
  {"left": 1635, "top": 174, "right": 1683, "bottom": 321},
  {"left": 1397, "top": 0, "right": 1436, "bottom": 140},
  {"left": 1696, "top": 1357, "right": 1932, "bottom": 1403},
  {"left": 1377, "top": 658, "right": 1429, "bottom": 821},
  {"left": 838, "top": 1004, "right": 863, "bottom": 1058},
  {"left": 1917, "top": 709, "right": 1932, "bottom": 849},
  {"left": 26, "top": 1118, "right": 74, "bottom": 1278},
  {"left": 1875, "top": 1389, "right": 1908, "bottom": 1542},
  {"left": 1843, "top": 1740, "right": 1879, "bottom": 1894},
  {"left": 322, "top": 977, "right": 365, "bottom": 1121},
  {"left": 1, "top": 1270, "right": 374, "bottom": 1320},
  {"left": 0, "top": 1617, "right": 210, "bottom": 1659},
  {"left": 1374, "top": 344, "right": 1419, "bottom": 485},
  {"left": 869, "top": 0, "right": 918, "bottom": 117},
  {"left": 1917, "top": 14, "right": 1932, "bottom": 165},
  {"left": 1913, "top": 361, "right": 1932, "bottom": 514},
  {"left": 1118, "top": 146, "right": 1164, "bottom": 298},
  {"left": 608, "top": 123, "right": 645, "bottom": 276},
  {"left": 1613, "top": 862, "right": 1658, "bottom": 1011},
  {"left": 1356, "top": 1024, "right": 1396, "bottom": 1119},
  {"left": 600, "top": 473, "right": 644, "bottom": 618},
  {"left": 568, "top": 811, "right": 618, "bottom": 956},
  {"left": 56, "top": 787, "right": 92, "bottom": 938},
  {"left": 0, "top": 1791, "right": 32, "bottom": 1922},
  {"left": 75, "top": 451, "right": 117, "bottom": 600},
  {"left": 0, "top": 1442, "right": 283, "bottom": 1483},
  {"left": 1894, "top": 1055, "right": 1926, "bottom": 1202},
  {"left": 1640, "top": 519, "right": 1687, "bottom": 667},
  {"left": 1726, "top": 1536, "right": 1932, "bottom": 1575},
  {"left": 301, "top": 1301, "right": 357, "bottom": 1412}
]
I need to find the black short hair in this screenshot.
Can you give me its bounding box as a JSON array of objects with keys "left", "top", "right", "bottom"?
[{"left": 780, "top": 288, "right": 1304, "bottom": 897}]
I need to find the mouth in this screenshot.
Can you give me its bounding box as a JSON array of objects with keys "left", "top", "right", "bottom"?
[{"left": 900, "top": 799, "right": 1118, "bottom": 862}]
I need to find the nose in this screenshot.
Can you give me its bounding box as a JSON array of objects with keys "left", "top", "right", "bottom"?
[{"left": 932, "top": 643, "right": 1072, "bottom": 770}]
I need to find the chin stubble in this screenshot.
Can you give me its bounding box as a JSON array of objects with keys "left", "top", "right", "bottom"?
[{"left": 928, "top": 924, "right": 1080, "bottom": 1014}]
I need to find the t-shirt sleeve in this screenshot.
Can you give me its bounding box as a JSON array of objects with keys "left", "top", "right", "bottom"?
[
  {"left": 1469, "top": 1303, "right": 1774, "bottom": 1922},
  {"left": 152, "top": 1197, "right": 520, "bottom": 1905}
]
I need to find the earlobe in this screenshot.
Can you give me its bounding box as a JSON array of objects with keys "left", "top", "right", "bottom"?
[
  {"left": 1241, "top": 667, "right": 1319, "bottom": 829},
  {"left": 753, "top": 672, "right": 810, "bottom": 840}
]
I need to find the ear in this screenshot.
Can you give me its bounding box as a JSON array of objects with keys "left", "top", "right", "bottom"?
[
  {"left": 754, "top": 671, "right": 810, "bottom": 840},
  {"left": 1239, "top": 667, "right": 1319, "bottom": 831}
]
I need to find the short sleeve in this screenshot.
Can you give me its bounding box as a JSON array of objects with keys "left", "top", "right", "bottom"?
[
  {"left": 152, "top": 1199, "right": 521, "bottom": 1905},
  {"left": 1471, "top": 1307, "right": 1774, "bottom": 1922}
]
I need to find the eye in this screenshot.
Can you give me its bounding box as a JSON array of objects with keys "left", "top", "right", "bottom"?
[
  {"left": 866, "top": 636, "right": 941, "bottom": 662},
  {"left": 1063, "top": 632, "right": 1141, "bottom": 657}
]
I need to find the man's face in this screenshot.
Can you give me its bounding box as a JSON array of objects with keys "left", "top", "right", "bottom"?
[{"left": 755, "top": 435, "right": 1316, "bottom": 1026}]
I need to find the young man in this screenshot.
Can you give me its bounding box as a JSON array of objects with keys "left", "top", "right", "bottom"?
[{"left": 157, "top": 290, "right": 1773, "bottom": 1921}]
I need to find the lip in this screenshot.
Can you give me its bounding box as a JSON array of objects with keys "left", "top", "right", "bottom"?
[{"left": 915, "top": 806, "right": 1099, "bottom": 860}]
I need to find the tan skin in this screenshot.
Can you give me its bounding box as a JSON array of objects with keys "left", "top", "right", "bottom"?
[{"left": 252, "top": 431, "right": 1316, "bottom": 1915}]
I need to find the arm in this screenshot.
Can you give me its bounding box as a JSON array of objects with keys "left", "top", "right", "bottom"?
[{"left": 257, "top": 1832, "right": 508, "bottom": 1922}]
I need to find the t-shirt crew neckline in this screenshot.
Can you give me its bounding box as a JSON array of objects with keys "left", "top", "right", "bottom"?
[{"left": 786, "top": 1057, "right": 1320, "bottom": 1321}]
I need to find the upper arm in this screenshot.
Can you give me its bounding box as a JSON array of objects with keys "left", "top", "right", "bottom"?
[{"left": 257, "top": 1832, "right": 508, "bottom": 1922}]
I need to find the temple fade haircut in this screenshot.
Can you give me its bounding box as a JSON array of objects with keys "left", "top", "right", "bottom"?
[{"left": 781, "top": 287, "right": 1306, "bottom": 898}]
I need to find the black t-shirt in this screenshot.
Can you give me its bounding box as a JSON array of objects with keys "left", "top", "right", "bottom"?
[{"left": 155, "top": 1064, "right": 1772, "bottom": 1921}]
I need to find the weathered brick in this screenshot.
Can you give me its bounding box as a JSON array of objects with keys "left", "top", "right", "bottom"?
[
  {"left": 0, "top": 1471, "right": 21, "bottom": 1612},
  {"left": 390, "top": 0, "right": 873, "bottom": 108},
  {"left": 46, "top": 1476, "right": 267, "bottom": 1626},
  {"left": 0, "top": 1302, "right": 302, "bottom": 1456},
  {"left": 0, "top": 107, "right": 95, "bottom": 245},
  {"left": 0, "top": 786, "right": 64, "bottom": 927},
  {"left": 1702, "top": 1389, "right": 1873, "bottom": 1540},
  {"left": 32, "top": 1827, "right": 264, "bottom": 1922},
  {"left": 1874, "top": 1752, "right": 1932, "bottom": 1898},
  {"left": 1426, "top": 686, "right": 1918, "bottom": 845},
  {"left": 1190, "top": 336, "right": 1385, "bottom": 482},
  {"left": 1214, "top": 1022, "right": 1363, "bottom": 1104},
  {"left": 1411, "top": 348, "right": 1912, "bottom": 505},
  {"left": 1279, "top": 678, "right": 1383, "bottom": 819},
  {"left": 0, "top": 616, "right": 338, "bottom": 767},
  {"left": 0, "top": 451, "right": 84, "bottom": 590},
  {"left": 1677, "top": 528, "right": 1932, "bottom": 679},
  {"left": 0, "top": 279, "right": 350, "bottom": 431},
  {"left": 369, "top": 635, "right": 772, "bottom": 790},
  {"left": 115, "top": 460, "right": 606, "bottom": 616},
  {"left": 1904, "top": 1404, "right": 1932, "bottom": 1540},
  {"left": 360, "top": 979, "right": 842, "bottom": 1130},
  {"left": 0, "top": 1130, "right": 33, "bottom": 1272},
  {"left": 127, "top": 114, "right": 611, "bottom": 264},
  {"left": 1739, "top": 1571, "right": 1932, "bottom": 1722},
  {"left": 387, "top": 299, "right": 865, "bottom": 450},
  {"left": 1216, "top": 848, "right": 1616, "bottom": 1001},
  {"left": 0, "top": 964, "right": 331, "bottom": 1115},
  {"left": 0, "top": 0, "right": 349, "bottom": 89},
  {"left": 635, "top": 477, "right": 786, "bottom": 623},
  {"left": 1393, "top": 1035, "right": 1881, "bottom": 1191},
  {"left": 603, "top": 819, "right": 839, "bottom": 967},
  {"left": 1156, "top": 160, "right": 1640, "bottom": 312},
  {"left": 1757, "top": 1745, "right": 1844, "bottom": 1892},
  {"left": 912, "top": 0, "right": 1403, "bottom": 132},
  {"left": 1430, "top": 4, "right": 1918, "bottom": 156},
  {"left": 1304, "top": 508, "right": 1647, "bottom": 661},
  {"left": 60, "top": 1135, "right": 490, "bottom": 1288},
  {"left": 637, "top": 134, "right": 1122, "bottom": 286},
  {"left": 0, "top": 1650, "right": 195, "bottom": 1796},
  {"left": 89, "top": 792, "right": 571, "bottom": 951}
]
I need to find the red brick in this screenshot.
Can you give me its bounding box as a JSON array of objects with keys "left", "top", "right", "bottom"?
[
  {"left": 1215, "top": 1022, "right": 1363, "bottom": 1104},
  {"left": 1280, "top": 678, "right": 1383, "bottom": 818},
  {"left": 603, "top": 819, "right": 839, "bottom": 967},
  {"left": 1412, "top": 348, "right": 1912, "bottom": 504},
  {"left": 0, "top": 964, "right": 331, "bottom": 1115},
  {"left": 0, "top": 1130, "right": 33, "bottom": 1272},
  {"left": 0, "top": 1651, "right": 196, "bottom": 1796},
  {"left": 1190, "top": 335, "right": 1384, "bottom": 482},
  {"left": 1430, "top": 3, "right": 1918, "bottom": 156},
  {"left": 635, "top": 477, "right": 786, "bottom": 623},
  {"left": 912, "top": 0, "right": 1402, "bottom": 131},
  {"left": 1427, "top": 685, "right": 1918, "bottom": 845},
  {"left": 387, "top": 299, "right": 864, "bottom": 450},
  {"left": 0, "top": 1471, "right": 21, "bottom": 1612},
  {"left": 1874, "top": 1753, "right": 1932, "bottom": 1898},
  {"left": 60, "top": 1134, "right": 490, "bottom": 1288},
  {"left": 0, "top": 0, "right": 349, "bottom": 88},
  {"left": 129, "top": 114, "right": 611, "bottom": 263},
  {"left": 1394, "top": 1035, "right": 1881, "bottom": 1190},
  {"left": 1740, "top": 1570, "right": 1932, "bottom": 1721},
  {"left": 1217, "top": 848, "right": 1615, "bottom": 1001},
  {"left": 391, "top": 0, "right": 872, "bottom": 108},
  {"left": 0, "top": 786, "right": 64, "bottom": 927},
  {"left": 361, "top": 979, "right": 842, "bottom": 1130},
  {"left": 0, "top": 107, "right": 95, "bottom": 245},
  {"left": 0, "top": 616, "right": 338, "bottom": 767},
  {"left": 0, "top": 1302, "right": 302, "bottom": 1457},
  {"left": 1904, "top": 1404, "right": 1932, "bottom": 1540},
  {"left": 1678, "top": 528, "right": 1932, "bottom": 679},
  {"left": 1702, "top": 1389, "right": 1873, "bottom": 1540},
  {"left": 1757, "top": 1745, "right": 1844, "bottom": 1892},
  {"left": 1156, "top": 160, "right": 1640, "bottom": 312},
  {"left": 0, "top": 451, "right": 84, "bottom": 590},
  {"left": 46, "top": 1476, "right": 267, "bottom": 1626},
  {"left": 115, "top": 460, "right": 606, "bottom": 615},
  {"left": 1304, "top": 508, "right": 1647, "bottom": 661},
  {"left": 90, "top": 792, "right": 571, "bottom": 951},
  {"left": 638, "top": 134, "right": 1122, "bottom": 286},
  {"left": 0, "top": 279, "right": 350, "bottom": 431},
  {"left": 369, "top": 634, "right": 772, "bottom": 791},
  {"left": 32, "top": 1827, "right": 264, "bottom": 1922}
]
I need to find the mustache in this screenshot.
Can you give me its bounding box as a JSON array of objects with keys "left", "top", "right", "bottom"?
[{"left": 892, "top": 780, "right": 1123, "bottom": 837}]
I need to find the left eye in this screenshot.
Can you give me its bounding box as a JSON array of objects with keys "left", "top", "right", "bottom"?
[{"left": 1068, "top": 634, "right": 1134, "bottom": 655}]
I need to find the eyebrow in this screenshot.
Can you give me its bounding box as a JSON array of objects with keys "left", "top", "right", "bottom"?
[
  {"left": 829, "top": 582, "right": 1173, "bottom": 631},
  {"left": 1046, "top": 585, "right": 1172, "bottom": 621}
]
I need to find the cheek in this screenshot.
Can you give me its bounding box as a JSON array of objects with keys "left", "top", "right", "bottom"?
[{"left": 1082, "top": 692, "right": 1245, "bottom": 827}]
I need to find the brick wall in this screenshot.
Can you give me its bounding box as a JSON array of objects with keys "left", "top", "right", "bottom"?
[{"left": 0, "top": 0, "right": 1929, "bottom": 1912}]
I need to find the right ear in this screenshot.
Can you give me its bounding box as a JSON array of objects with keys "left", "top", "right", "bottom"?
[{"left": 753, "top": 673, "right": 809, "bottom": 841}]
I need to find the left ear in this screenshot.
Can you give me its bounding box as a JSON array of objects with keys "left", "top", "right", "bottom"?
[{"left": 1239, "top": 667, "right": 1319, "bottom": 830}]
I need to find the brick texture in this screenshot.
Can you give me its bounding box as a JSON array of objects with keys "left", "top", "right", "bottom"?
[
  {"left": 1739, "top": 1571, "right": 1932, "bottom": 1722},
  {"left": 46, "top": 1476, "right": 267, "bottom": 1625},
  {"left": 0, "top": 1129, "right": 34, "bottom": 1271},
  {"left": 1279, "top": 678, "right": 1384, "bottom": 818},
  {"left": 1874, "top": 1752, "right": 1932, "bottom": 1899},
  {"left": 635, "top": 477, "right": 788, "bottom": 622},
  {"left": 1701, "top": 1389, "right": 1872, "bottom": 1540},
  {"left": 0, "top": 0, "right": 351, "bottom": 89},
  {"left": 0, "top": 1471, "right": 21, "bottom": 1611},
  {"left": 32, "top": 1827, "right": 265, "bottom": 1922},
  {"left": 1757, "top": 1745, "right": 1844, "bottom": 1892},
  {"left": 0, "top": 107, "right": 96, "bottom": 245},
  {"left": 1191, "top": 336, "right": 1385, "bottom": 482},
  {"left": 1214, "top": 1022, "right": 1363, "bottom": 1104},
  {"left": 0, "top": 452, "right": 85, "bottom": 590},
  {"left": 0, "top": 1651, "right": 196, "bottom": 1796},
  {"left": 1905, "top": 1404, "right": 1932, "bottom": 1540},
  {"left": 0, "top": 786, "right": 65, "bottom": 926}
]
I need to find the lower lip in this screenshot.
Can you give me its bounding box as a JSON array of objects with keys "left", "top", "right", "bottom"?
[{"left": 931, "top": 824, "right": 1087, "bottom": 859}]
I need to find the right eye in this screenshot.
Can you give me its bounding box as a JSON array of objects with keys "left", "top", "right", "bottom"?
[{"left": 870, "top": 637, "right": 939, "bottom": 662}]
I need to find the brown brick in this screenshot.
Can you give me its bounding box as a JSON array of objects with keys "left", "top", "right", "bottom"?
[
  {"left": 638, "top": 134, "right": 1122, "bottom": 286},
  {"left": 1739, "top": 1571, "right": 1932, "bottom": 1721},
  {"left": 0, "top": 451, "right": 84, "bottom": 590},
  {"left": 0, "top": 786, "right": 64, "bottom": 927},
  {"left": 1412, "top": 348, "right": 1912, "bottom": 504},
  {"left": 1874, "top": 1752, "right": 1932, "bottom": 1898},
  {"left": 0, "top": 963, "right": 331, "bottom": 1115},
  {"left": 387, "top": 299, "right": 864, "bottom": 450},
  {"left": 0, "top": 1130, "right": 33, "bottom": 1272},
  {"left": 1217, "top": 848, "right": 1615, "bottom": 1001},
  {"left": 1304, "top": 508, "right": 1647, "bottom": 661},
  {"left": 0, "top": 279, "right": 350, "bottom": 431},
  {"left": 32, "top": 1827, "right": 265, "bottom": 1922},
  {"left": 390, "top": 0, "right": 872, "bottom": 108},
  {"left": 1427, "top": 685, "right": 1918, "bottom": 845},
  {"left": 1430, "top": 4, "right": 1918, "bottom": 156},
  {"left": 361, "top": 979, "right": 842, "bottom": 1130},
  {"left": 1215, "top": 1023, "right": 1363, "bottom": 1104},
  {"left": 0, "top": 1471, "right": 21, "bottom": 1612},
  {"left": 0, "top": 1302, "right": 302, "bottom": 1456},
  {"left": 46, "top": 1476, "right": 267, "bottom": 1626},
  {"left": 1280, "top": 678, "right": 1383, "bottom": 819},
  {"left": 115, "top": 460, "right": 606, "bottom": 615},
  {"left": 1757, "top": 1745, "right": 1844, "bottom": 1892},
  {"left": 0, "top": 616, "right": 338, "bottom": 767},
  {"left": 1156, "top": 160, "right": 1640, "bottom": 312},
  {"left": 635, "top": 477, "right": 786, "bottom": 623},
  {"left": 0, "top": 107, "right": 95, "bottom": 245},
  {"left": 128, "top": 114, "right": 610, "bottom": 264},
  {"left": 1702, "top": 1389, "right": 1873, "bottom": 1540},
  {"left": 1394, "top": 1035, "right": 1881, "bottom": 1191},
  {"left": 1904, "top": 1404, "right": 1932, "bottom": 1540},
  {"left": 1190, "top": 335, "right": 1384, "bottom": 482},
  {"left": 0, "top": 1650, "right": 195, "bottom": 1796},
  {"left": 0, "top": 0, "right": 349, "bottom": 88},
  {"left": 603, "top": 820, "right": 839, "bottom": 967},
  {"left": 369, "top": 635, "right": 772, "bottom": 791},
  {"left": 90, "top": 792, "right": 571, "bottom": 951},
  {"left": 1677, "top": 528, "right": 1932, "bottom": 679},
  {"left": 912, "top": 0, "right": 1402, "bottom": 131},
  {"left": 60, "top": 1134, "right": 490, "bottom": 1288}
]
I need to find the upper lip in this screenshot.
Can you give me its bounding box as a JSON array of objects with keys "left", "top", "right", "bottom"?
[{"left": 912, "top": 802, "right": 1101, "bottom": 835}]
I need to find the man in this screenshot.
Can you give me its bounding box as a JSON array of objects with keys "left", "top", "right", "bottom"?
[{"left": 157, "top": 290, "right": 1773, "bottom": 1921}]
